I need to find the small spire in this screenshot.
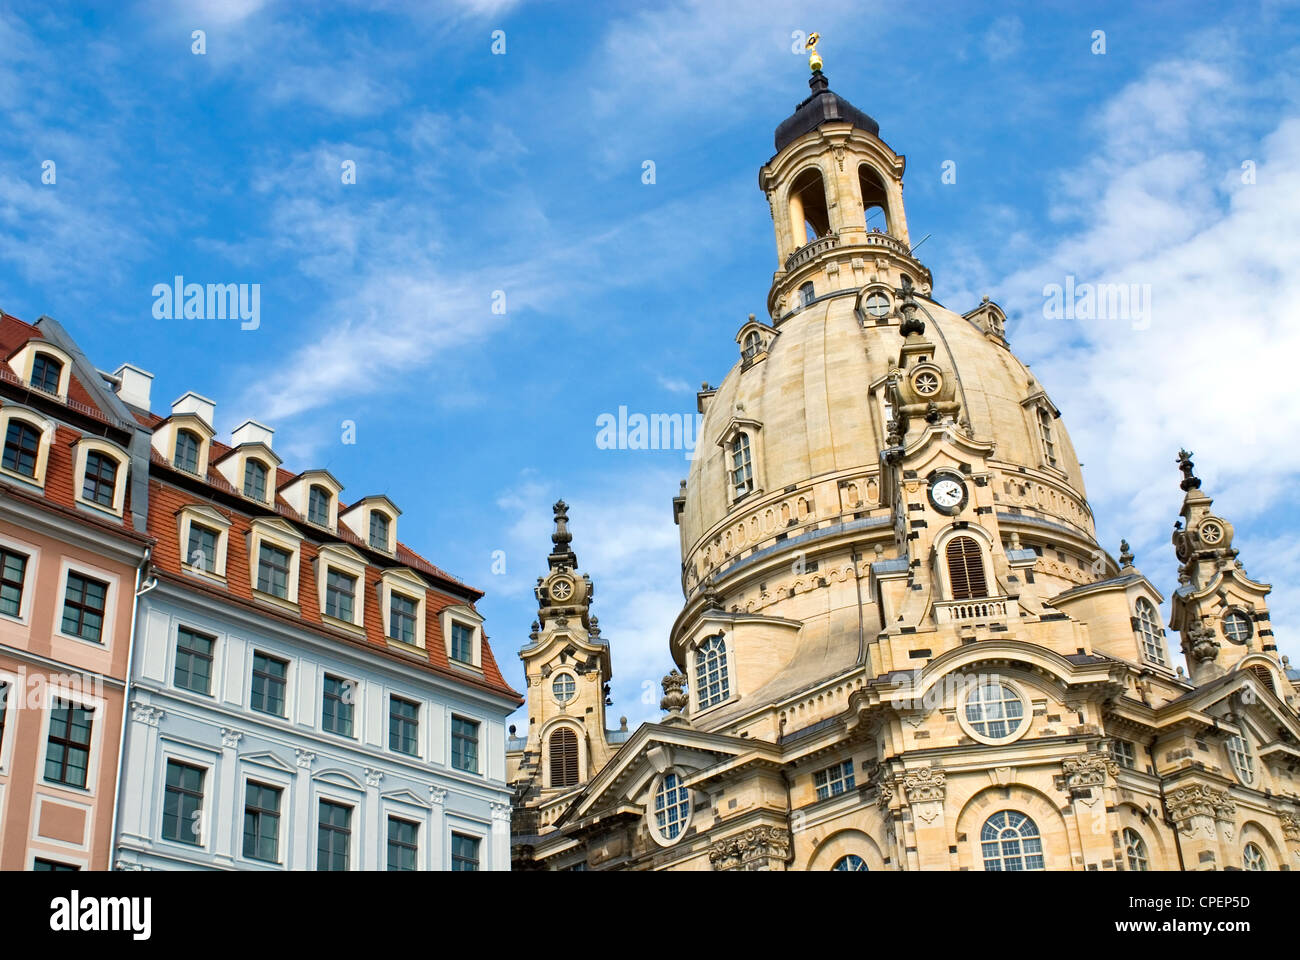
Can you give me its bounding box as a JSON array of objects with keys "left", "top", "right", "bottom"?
[
  {"left": 552, "top": 499, "right": 572, "bottom": 548},
  {"left": 1176, "top": 449, "right": 1201, "bottom": 492}
]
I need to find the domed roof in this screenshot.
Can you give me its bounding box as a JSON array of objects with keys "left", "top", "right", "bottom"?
[
  {"left": 679, "top": 296, "right": 1091, "bottom": 576},
  {"left": 774, "top": 71, "right": 880, "bottom": 152}
]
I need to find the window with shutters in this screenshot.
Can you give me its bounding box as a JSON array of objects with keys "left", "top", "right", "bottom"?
[
  {"left": 945, "top": 536, "right": 988, "bottom": 600},
  {"left": 549, "top": 727, "right": 580, "bottom": 787}
]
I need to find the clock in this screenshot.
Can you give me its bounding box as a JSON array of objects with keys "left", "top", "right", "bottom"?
[{"left": 928, "top": 474, "right": 968, "bottom": 515}]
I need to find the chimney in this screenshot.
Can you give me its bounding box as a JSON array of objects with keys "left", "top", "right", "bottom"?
[
  {"left": 171, "top": 391, "right": 216, "bottom": 428},
  {"left": 112, "top": 363, "right": 154, "bottom": 410},
  {"left": 231, "top": 419, "right": 274, "bottom": 450}
]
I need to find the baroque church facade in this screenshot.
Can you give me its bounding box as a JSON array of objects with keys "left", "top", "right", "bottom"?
[{"left": 506, "top": 46, "right": 1300, "bottom": 871}]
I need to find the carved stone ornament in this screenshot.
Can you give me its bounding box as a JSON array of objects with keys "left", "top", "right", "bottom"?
[
  {"left": 708, "top": 825, "right": 791, "bottom": 871},
  {"left": 902, "top": 767, "right": 947, "bottom": 804},
  {"left": 295, "top": 749, "right": 316, "bottom": 769},
  {"left": 1186, "top": 617, "right": 1221, "bottom": 664},
  {"left": 1061, "top": 753, "right": 1113, "bottom": 790},
  {"left": 364, "top": 767, "right": 384, "bottom": 787},
  {"left": 220, "top": 727, "right": 243, "bottom": 748},
  {"left": 660, "top": 670, "right": 689, "bottom": 714},
  {"left": 132, "top": 702, "right": 164, "bottom": 727},
  {"left": 1165, "top": 784, "right": 1235, "bottom": 828},
  {"left": 876, "top": 781, "right": 895, "bottom": 811},
  {"left": 1281, "top": 813, "right": 1300, "bottom": 842}
]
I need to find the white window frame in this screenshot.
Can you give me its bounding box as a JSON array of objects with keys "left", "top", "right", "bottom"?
[
  {"left": 36, "top": 682, "right": 107, "bottom": 797},
  {"left": 10, "top": 341, "right": 74, "bottom": 399},
  {"left": 155, "top": 745, "right": 217, "bottom": 853},
  {"left": 440, "top": 603, "right": 483, "bottom": 668},
  {"left": 381, "top": 568, "right": 428, "bottom": 649},
  {"left": 247, "top": 518, "right": 303, "bottom": 606},
  {"left": 237, "top": 765, "right": 291, "bottom": 868},
  {"left": 0, "top": 406, "right": 55, "bottom": 488},
  {"left": 316, "top": 544, "right": 368, "bottom": 630},
  {"left": 647, "top": 769, "right": 692, "bottom": 847},
  {"left": 692, "top": 632, "right": 732, "bottom": 712},
  {"left": 71, "top": 437, "right": 130, "bottom": 517},
  {"left": 52, "top": 557, "right": 120, "bottom": 651},
  {"left": 1133, "top": 597, "right": 1168, "bottom": 666},
  {"left": 1226, "top": 733, "right": 1255, "bottom": 785},
  {"left": 177, "top": 504, "right": 231, "bottom": 582},
  {"left": 958, "top": 677, "right": 1029, "bottom": 745},
  {"left": 0, "top": 529, "right": 40, "bottom": 626}
]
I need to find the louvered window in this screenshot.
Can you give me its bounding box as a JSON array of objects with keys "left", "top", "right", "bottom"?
[
  {"left": 549, "top": 727, "right": 579, "bottom": 787},
  {"left": 945, "top": 536, "right": 987, "bottom": 600}
]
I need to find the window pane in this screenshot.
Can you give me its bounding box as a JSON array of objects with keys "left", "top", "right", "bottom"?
[{"left": 174, "top": 627, "right": 215, "bottom": 695}]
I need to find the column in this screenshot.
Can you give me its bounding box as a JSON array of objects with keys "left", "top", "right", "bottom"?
[
  {"left": 291, "top": 749, "right": 315, "bottom": 870},
  {"left": 428, "top": 786, "right": 446, "bottom": 871},
  {"left": 362, "top": 767, "right": 383, "bottom": 871},
  {"left": 490, "top": 801, "right": 511, "bottom": 871},
  {"left": 213, "top": 727, "right": 242, "bottom": 866}
]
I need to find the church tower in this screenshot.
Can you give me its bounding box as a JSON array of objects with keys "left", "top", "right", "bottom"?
[
  {"left": 507, "top": 502, "right": 626, "bottom": 846},
  {"left": 512, "top": 36, "right": 1300, "bottom": 872}
]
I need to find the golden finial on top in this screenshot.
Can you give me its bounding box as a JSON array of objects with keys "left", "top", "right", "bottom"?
[{"left": 806, "top": 31, "right": 822, "bottom": 73}]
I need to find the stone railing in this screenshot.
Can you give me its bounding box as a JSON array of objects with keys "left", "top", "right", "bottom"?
[
  {"left": 933, "top": 597, "right": 1009, "bottom": 624},
  {"left": 784, "top": 234, "right": 840, "bottom": 272}
]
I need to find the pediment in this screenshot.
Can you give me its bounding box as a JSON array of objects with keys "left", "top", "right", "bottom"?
[
  {"left": 380, "top": 788, "right": 430, "bottom": 810},
  {"left": 241, "top": 750, "right": 295, "bottom": 773},
  {"left": 311, "top": 768, "right": 366, "bottom": 792}
]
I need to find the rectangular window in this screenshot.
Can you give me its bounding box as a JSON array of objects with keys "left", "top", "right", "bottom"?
[
  {"left": 387, "top": 817, "right": 419, "bottom": 871},
  {"left": 308, "top": 486, "right": 330, "bottom": 526},
  {"left": 322, "top": 675, "right": 355, "bottom": 738},
  {"left": 33, "top": 858, "right": 79, "bottom": 871},
  {"left": 256, "top": 543, "right": 292, "bottom": 599},
  {"left": 451, "top": 833, "right": 480, "bottom": 871},
  {"left": 1038, "top": 407, "right": 1058, "bottom": 468},
  {"left": 813, "top": 760, "right": 856, "bottom": 801},
  {"left": 61, "top": 572, "right": 108, "bottom": 643},
  {"left": 3, "top": 420, "right": 41, "bottom": 477},
  {"left": 44, "top": 699, "right": 93, "bottom": 788},
  {"left": 174, "top": 627, "right": 215, "bottom": 696},
  {"left": 451, "top": 716, "right": 479, "bottom": 774},
  {"left": 0, "top": 547, "right": 27, "bottom": 618},
  {"left": 243, "top": 460, "right": 267, "bottom": 501},
  {"left": 389, "top": 696, "right": 419, "bottom": 756},
  {"left": 450, "top": 621, "right": 473, "bottom": 664},
  {"left": 250, "top": 652, "right": 288, "bottom": 717},
  {"left": 161, "top": 760, "right": 205, "bottom": 846},
  {"left": 242, "top": 781, "right": 282, "bottom": 863},
  {"left": 389, "top": 592, "right": 418, "bottom": 644},
  {"left": 317, "top": 801, "right": 352, "bottom": 871},
  {"left": 369, "top": 512, "right": 389, "bottom": 550},
  {"left": 1112, "top": 739, "right": 1137, "bottom": 769},
  {"left": 325, "top": 569, "right": 356, "bottom": 622},
  {"left": 81, "top": 452, "right": 118, "bottom": 507},
  {"left": 186, "top": 523, "right": 219, "bottom": 574}
]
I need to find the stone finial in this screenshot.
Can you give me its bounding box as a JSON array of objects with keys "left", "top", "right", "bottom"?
[
  {"left": 589, "top": 615, "right": 601, "bottom": 638},
  {"left": 1119, "top": 539, "right": 1135, "bottom": 569},
  {"left": 660, "top": 670, "right": 689, "bottom": 716},
  {"left": 1177, "top": 449, "right": 1201, "bottom": 491},
  {"left": 897, "top": 274, "right": 925, "bottom": 337},
  {"left": 552, "top": 500, "right": 573, "bottom": 549},
  {"left": 509, "top": 724, "right": 516, "bottom": 736},
  {"left": 619, "top": 716, "right": 628, "bottom": 731}
]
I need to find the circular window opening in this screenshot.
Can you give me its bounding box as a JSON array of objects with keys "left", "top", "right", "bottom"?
[
  {"left": 960, "top": 680, "right": 1028, "bottom": 744},
  {"left": 650, "top": 771, "right": 691, "bottom": 844},
  {"left": 1222, "top": 610, "right": 1253, "bottom": 645},
  {"left": 1198, "top": 520, "right": 1224, "bottom": 545},
  {"left": 552, "top": 673, "right": 576, "bottom": 704},
  {"left": 863, "top": 293, "right": 891, "bottom": 318},
  {"left": 913, "top": 371, "right": 941, "bottom": 397},
  {"left": 831, "top": 854, "right": 868, "bottom": 871}
]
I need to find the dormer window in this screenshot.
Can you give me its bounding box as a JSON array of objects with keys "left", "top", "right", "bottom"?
[
  {"left": 2, "top": 419, "right": 41, "bottom": 478},
  {"left": 1037, "top": 406, "right": 1057, "bottom": 469},
  {"left": 82, "top": 452, "right": 118, "bottom": 507},
  {"left": 243, "top": 459, "right": 269, "bottom": 502},
  {"left": 308, "top": 485, "right": 331, "bottom": 526},
  {"left": 178, "top": 504, "right": 231, "bottom": 580},
  {"left": 369, "top": 512, "right": 391, "bottom": 551},
  {"left": 450, "top": 622, "right": 473, "bottom": 663},
  {"left": 175, "top": 429, "right": 201, "bottom": 474},
  {"left": 742, "top": 331, "right": 763, "bottom": 359},
  {"left": 247, "top": 518, "right": 302, "bottom": 606},
  {"left": 389, "top": 593, "right": 418, "bottom": 645},
  {"left": 256, "top": 544, "right": 292, "bottom": 599},
  {"left": 31, "top": 354, "right": 62, "bottom": 394},
  {"left": 1133, "top": 598, "right": 1167, "bottom": 665},
  {"left": 439, "top": 605, "right": 483, "bottom": 668},
  {"left": 731, "top": 433, "right": 754, "bottom": 499}
]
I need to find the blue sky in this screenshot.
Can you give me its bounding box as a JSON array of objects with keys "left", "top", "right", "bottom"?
[{"left": 2, "top": 1, "right": 1298, "bottom": 727}]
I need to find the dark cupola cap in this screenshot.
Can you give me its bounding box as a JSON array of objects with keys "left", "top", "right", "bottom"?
[{"left": 774, "top": 70, "right": 879, "bottom": 152}]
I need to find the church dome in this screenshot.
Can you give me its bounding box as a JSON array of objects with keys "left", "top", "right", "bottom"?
[
  {"left": 774, "top": 70, "right": 879, "bottom": 153},
  {"left": 678, "top": 293, "right": 1093, "bottom": 601}
]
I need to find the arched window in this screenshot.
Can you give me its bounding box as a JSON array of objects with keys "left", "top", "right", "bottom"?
[
  {"left": 1226, "top": 734, "right": 1255, "bottom": 785},
  {"left": 1222, "top": 610, "right": 1253, "bottom": 645},
  {"left": 980, "top": 811, "right": 1045, "bottom": 871},
  {"left": 730, "top": 434, "right": 754, "bottom": 500},
  {"left": 799, "top": 281, "right": 816, "bottom": 307},
  {"left": 1037, "top": 406, "right": 1058, "bottom": 468},
  {"left": 1123, "top": 828, "right": 1149, "bottom": 871},
  {"left": 863, "top": 291, "right": 891, "bottom": 318},
  {"left": 652, "top": 771, "right": 690, "bottom": 841},
  {"left": 1249, "top": 665, "right": 1275, "bottom": 694},
  {"left": 831, "top": 854, "right": 868, "bottom": 871},
  {"left": 945, "top": 536, "right": 987, "bottom": 600},
  {"left": 742, "top": 330, "right": 763, "bottom": 359},
  {"left": 1133, "top": 598, "right": 1167, "bottom": 666},
  {"left": 548, "top": 727, "right": 579, "bottom": 788},
  {"left": 1242, "top": 842, "right": 1267, "bottom": 871},
  {"left": 858, "top": 164, "right": 890, "bottom": 233},
  {"left": 788, "top": 167, "right": 830, "bottom": 244},
  {"left": 174, "top": 429, "right": 201, "bottom": 474},
  {"left": 695, "top": 634, "right": 730, "bottom": 709},
  {"left": 243, "top": 459, "right": 268, "bottom": 501},
  {"left": 82, "top": 452, "right": 119, "bottom": 507},
  {"left": 308, "top": 485, "right": 331, "bottom": 526},
  {"left": 963, "top": 681, "right": 1025, "bottom": 741},
  {"left": 552, "top": 672, "right": 575, "bottom": 704},
  {"left": 2, "top": 419, "right": 42, "bottom": 478},
  {"left": 31, "top": 354, "right": 63, "bottom": 393}
]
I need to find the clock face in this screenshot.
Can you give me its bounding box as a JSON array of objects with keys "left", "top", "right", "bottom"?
[{"left": 928, "top": 475, "right": 967, "bottom": 514}]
